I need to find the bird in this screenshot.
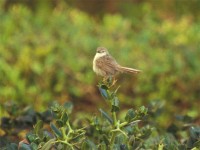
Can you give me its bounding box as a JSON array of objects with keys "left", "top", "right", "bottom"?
[{"left": 93, "top": 47, "right": 141, "bottom": 79}]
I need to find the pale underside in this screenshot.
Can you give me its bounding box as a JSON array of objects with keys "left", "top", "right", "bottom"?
[{"left": 93, "top": 55, "right": 121, "bottom": 77}]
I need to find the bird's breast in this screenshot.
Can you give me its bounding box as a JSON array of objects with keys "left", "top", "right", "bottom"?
[{"left": 93, "top": 53, "right": 106, "bottom": 76}]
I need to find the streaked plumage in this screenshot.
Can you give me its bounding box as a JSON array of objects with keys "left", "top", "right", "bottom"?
[{"left": 93, "top": 47, "right": 141, "bottom": 78}]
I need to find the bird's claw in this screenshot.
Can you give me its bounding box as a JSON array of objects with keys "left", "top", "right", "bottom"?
[{"left": 102, "top": 77, "right": 117, "bottom": 88}]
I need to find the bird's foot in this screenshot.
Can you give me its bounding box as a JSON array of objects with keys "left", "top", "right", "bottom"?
[
  {"left": 111, "top": 78, "right": 117, "bottom": 87},
  {"left": 102, "top": 77, "right": 117, "bottom": 88}
]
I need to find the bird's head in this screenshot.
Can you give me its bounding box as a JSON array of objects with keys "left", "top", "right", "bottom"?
[{"left": 96, "top": 47, "right": 109, "bottom": 55}]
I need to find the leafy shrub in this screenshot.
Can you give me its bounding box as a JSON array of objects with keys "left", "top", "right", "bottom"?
[
  {"left": 1, "top": 80, "right": 200, "bottom": 150},
  {"left": 0, "top": 2, "right": 200, "bottom": 122}
]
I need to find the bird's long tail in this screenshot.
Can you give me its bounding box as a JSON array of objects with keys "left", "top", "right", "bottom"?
[{"left": 118, "top": 66, "right": 141, "bottom": 74}]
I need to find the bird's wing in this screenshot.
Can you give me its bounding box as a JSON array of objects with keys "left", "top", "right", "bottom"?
[{"left": 95, "top": 55, "right": 119, "bottom": 76}]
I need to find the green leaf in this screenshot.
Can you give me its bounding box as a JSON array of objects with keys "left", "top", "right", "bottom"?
[
  {"left": 98, "top": 84, "right": 110, "bottom": 100},
  {"left": 64, "top": 102, "right": 73, "bottom": 114},
  {"left": 162, "top": 133, "right": 179, "bottom": 149},
  {"left": 99, "top": 84, "right": 108, "bottom": 90},
  {"left": 120, "top": 144, "right": 128, "bottom": 150},
  {"left": 70, "top": 132, "right": 86, "bottom": 143},
  {"left": 61, "top": 111, "right": 68, "bottom": 124},
  {"left": 194, "top": 140, "right": 200, "bottom": 148},
  {"left": 140, "top": 126, "right": 152, "bottom": 139},
  {"left": 33, "top": 120, "right": 44, "bottom": 138},
  {"left": 115, "top": 134, "right": 127, "bottom": 144},
  {"left": 190, "top": 126, "right": 200, "bottom": 140},
  {"left": 102, "top": 134, "right": 110, "bottom": 145},
  {"left": 158, "top": 143, "right": 164, "bottom": 150},
  {"left": 191, "top": 148, "right": 199, "bottom": 150},
  {"left": 6, "top": 143, "right": 18, "bottom": 150},
  {"left": 51, "top": 102, "right": 60, "bottom": 113},
  {"left": 50, "top": 123, "right": 63, "bottom": 138},
  {"left": 41, "top": 138, "right": 56, "bottom": 150},
  {"left": 136, "top": 106, "right": 148, "bottom": 119},
  {"left": 56, "top": 119, "right": 64, "bottom": 127},
  {"left": 93, "top": 116, "right": 100, "bottom": 130},
  {"left": 30, "top": 143, "right": 38, "bottom": 150},
  {"left": 125, "top": 109, "right": 136, "bottom": 122},
  {"left": 26, "top": 133, "right": 38, "bottom": 143},
  {"left": 81, "top": 139, "right": 97, "bottom": 150},
  {"left": 112, "top": 144, "right": 121, "bottom": 150},
  {"left": 111, "top": 97, "right": 120, "bottom": 112},
  {"left": 99, "top": 108, "right": 113, "bottom": 124},
  {"left": 138, "top": 106, "right": 148, "bottom": 114},
  {"left": 99, "top": 143, "right": 107, "bottom": 150},
  {"left": 19, "top": 143, "right": 32, "bottom": 150},
  {"left": 93, "top": 116, "right": 99, "bottom": 126}
]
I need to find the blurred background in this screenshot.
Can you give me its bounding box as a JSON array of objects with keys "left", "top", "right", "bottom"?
[{"left": 0, "top": 0, "right": 200, "bottom": 128}]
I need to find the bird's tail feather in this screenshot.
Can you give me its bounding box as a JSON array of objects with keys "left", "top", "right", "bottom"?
[{"left": 118, "top": 66, "right": 141, "bottom": 74}]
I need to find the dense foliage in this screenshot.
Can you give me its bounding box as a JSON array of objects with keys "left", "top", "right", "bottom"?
[
  {"left": 2, "top": 80, "right": 200, "bottom": 149},
  {"left": 0, "top": 0, "right": 200, "bottom": 149}
]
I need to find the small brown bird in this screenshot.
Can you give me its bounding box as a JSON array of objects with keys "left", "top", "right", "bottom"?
[{"left": 93, "top": 47, "right": 141, "bottom": 79}]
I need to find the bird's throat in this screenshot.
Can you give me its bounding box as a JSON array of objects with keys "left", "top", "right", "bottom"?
[
  {"left": 94, "top": 52, "right": 107, "bottom": 60},
  {"left": 93, "top": 52, "right": 107, "bottom": 76}
]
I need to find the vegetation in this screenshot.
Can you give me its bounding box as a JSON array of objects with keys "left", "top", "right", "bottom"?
[
  {"left": 2, "top": 80, "right": 200, "bottom": 149},
  {"left": 0, "top": 0, "right": 200, "bottom": 149}
]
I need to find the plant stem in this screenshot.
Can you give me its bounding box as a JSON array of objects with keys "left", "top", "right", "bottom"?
[
  {"left": 119, "top": 121, "right": 128, "bottom": 128},
  {"left": 112, "top": 111, "right": 117, "bottom": 126},
  {"left": 110, "top": 131, "right": 117, "bottom": 149},
  {"left": 66, "top": 121, "right": 74, "bottom": 137},
  {"left": 61, "top": 127, "right": 67, "bottom": 139},
  {"left": 56, "top": 140, "right": 74, "bottom": 150}
]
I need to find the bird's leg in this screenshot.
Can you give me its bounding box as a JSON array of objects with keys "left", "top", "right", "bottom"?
[
  {"left": 110, "top": 76, "right": 117, "bottom": 87},
  {"left": 102, "top": 76, "right": 117, "bottom": 87},
  {"left": 106, "top": 76, "right": 117, "bottom": 87},
  {"left": 102, "top": 77, "right": 111, "bottom": 87},
  {"left": 102, "top": 77, "right": 108, "bottom": 83}
]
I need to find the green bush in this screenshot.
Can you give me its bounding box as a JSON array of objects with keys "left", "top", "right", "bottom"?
[
  {"left": 2, "top": 80, "right": 200, "bottom": 149},
  {"left": 0, "top": 1, "right": 199, "bottom": 128}
]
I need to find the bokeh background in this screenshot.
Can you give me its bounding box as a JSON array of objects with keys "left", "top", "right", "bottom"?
[{"left": 0, "top": 0, "right": 200, "bottom": 129}]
